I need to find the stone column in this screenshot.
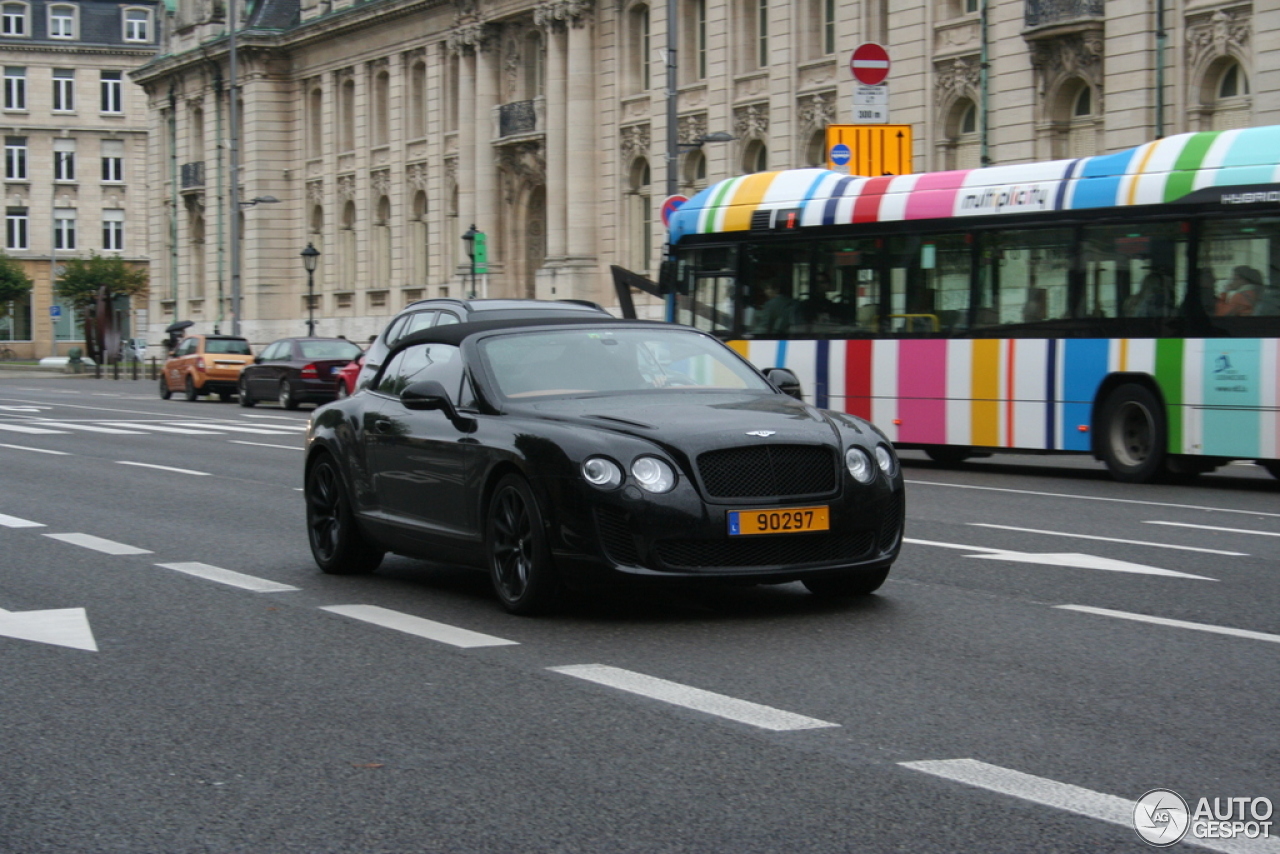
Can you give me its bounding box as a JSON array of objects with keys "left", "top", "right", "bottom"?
[
  {"left": 564, "top": 2, "right": 596, "bottom": 263},
  {"left": 542, "top": 20, "right": 567, "bottom": 263}
]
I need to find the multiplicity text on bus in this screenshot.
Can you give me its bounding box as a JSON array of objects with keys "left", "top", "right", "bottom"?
[{"left": 665, "top": 125, "right": 1280, "bottom": 483}]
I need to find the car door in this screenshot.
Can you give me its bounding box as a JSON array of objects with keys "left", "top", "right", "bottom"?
[
  {"left": 364, "top": 342, "right": 473, "bottom": 544},
  {"left": 251, "top": 341, "right": 285, "bottom": 397},
  {"left": 168, "top": 337, "right": 196, "bottom": 389}
]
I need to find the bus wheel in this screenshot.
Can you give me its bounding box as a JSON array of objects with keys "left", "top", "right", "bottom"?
[
  {"left": 1261, "top": 462, "right": 1280, "bottom": 480},
  {"left": 1098, "top": 383, "right": 1166, "bottom": 483},
  {"left": 925, "top": 447, "right": 972, "bottom": 466}
]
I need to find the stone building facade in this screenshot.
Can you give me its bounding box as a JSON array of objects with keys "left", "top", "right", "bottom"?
[
  {"left": 0, "top": 0, "right": 160, "bottom": 358},
  {"left": 132, "top": 0, "right": 1280, "bottom": 346}
]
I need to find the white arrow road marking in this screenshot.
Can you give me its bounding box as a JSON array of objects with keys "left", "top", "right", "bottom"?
[
  {"left": 321, "top": 605, "right": 518, "bottom": 648},
  {"left": 970, "top": 523, "right": 1247, "bottom": 556},
  {"left": 1056, "top": 605, "right": 1280, "bottom": 644},
  {"left": 972, "top": 551, "right": 1218, "bottom": 580},
  {"left": 0, "top": 513, "right": 44, "bottom": 528},
  {"left": 901, "top": 759, "right": 1280, "bottom": 854},
  {"left": 43, "top": 532, "right": 152, "bottom": 555},
  {"left": 904, "top": 538, "right": 1218, "bottom": 580},
  {"left": 0, "top": 607, "right": 97, "bottom": 651},
  {"left": 549, "top": 664, "right": 840, "bottom": 732}
]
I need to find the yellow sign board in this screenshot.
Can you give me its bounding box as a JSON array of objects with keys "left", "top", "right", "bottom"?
[{"left": 825, "top": 124, "right": 913, "bottom": 177}]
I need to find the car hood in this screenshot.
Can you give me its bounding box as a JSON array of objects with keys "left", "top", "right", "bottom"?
[{"left": 522, "top": 391, "right": 872, "bottom": 451}]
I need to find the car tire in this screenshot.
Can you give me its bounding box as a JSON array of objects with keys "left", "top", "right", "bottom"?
[
  {"left": 305, "top": 454, "right": 384, "bottom": 575},
  {"left": 184, "top": 376, "right": 199, "bottom": 401},
  {"left": 279, "top": 381, "right": 299, "bottom": 410},
  {"left": 158, "top": 375, "right": 171, "bottom": 400},
  {"left": 238, "top": 377, "right": 256, "bottom": 408},
  {"left": 1098, "top": 383, "right": 1166, "bottom": 483},
  {"left": 487, "top": 473, "right": 560, "bottom": 615},
  {"left": 802, "top": 565, "right": 891, "bottom": 597},
  {"left": 925, "top": 447, "right": 972, "bottom": 466},
  {"left": 218, "top": 391, "right": 233, "bottom": 403}
]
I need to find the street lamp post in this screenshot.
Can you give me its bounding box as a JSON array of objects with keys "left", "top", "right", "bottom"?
[
  {"left": 300, "top": 243, "right": 320, "bottom": 336},
  {"left": 461, "top": 224, "right": 479, "bottom": 299}
]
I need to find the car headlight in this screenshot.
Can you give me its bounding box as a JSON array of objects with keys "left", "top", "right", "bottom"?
[
  {"left": 631, "top": 456, "right": 676, "bottom": 493},
  {"left": 582, "top": 456, "right": 623, "bottom": 489},
  {"left": 875, "top": 444, "right": 898, "bottom": 477},
  {"left": 845, "top": 447, "right": 875, "bottom": 484}
]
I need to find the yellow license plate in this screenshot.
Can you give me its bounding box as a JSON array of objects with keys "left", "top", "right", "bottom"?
[{"left": 727, "top": 506, "right": 829, "bottom": 536}]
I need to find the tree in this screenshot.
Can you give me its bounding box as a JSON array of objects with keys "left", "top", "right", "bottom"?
[
  {"left": 54, "top": 254, "right": 149, "bottom": 364},
  {"left": 0, "top": 252, "right": 33, "bottom": 305}
]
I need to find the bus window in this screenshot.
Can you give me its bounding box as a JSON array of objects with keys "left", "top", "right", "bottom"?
[
  {"left": 975, "top": 228, "right": 1073, "bottom": 330},
  {"left": 1080, "top": 222, "right": 1188, "bottom": 320},
  {"left": 1199, "top": 217, "right": 1280, "bottom": 317},
  {"left": 673, "top": 246, "right": 736, "bottom": 333}
]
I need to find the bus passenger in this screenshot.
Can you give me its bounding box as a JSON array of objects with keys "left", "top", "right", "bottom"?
[
  {"left": 1216, "top": 265, "right": 1264, "bottom": 316},
  {"left": 754, "top": 283, "right": 800, "bottom": 334},
  {"left": 1126, "top": 273, "right": 1174, "bottom": 317}
]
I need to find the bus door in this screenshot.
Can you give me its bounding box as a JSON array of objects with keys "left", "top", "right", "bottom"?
[{"left": 670, "top": 245, "right": 738, "bottom": 334}]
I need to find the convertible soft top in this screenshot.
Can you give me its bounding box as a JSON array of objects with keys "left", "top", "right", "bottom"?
[{"left": 388, "top": 315, "right": 675, "bottom": 358}]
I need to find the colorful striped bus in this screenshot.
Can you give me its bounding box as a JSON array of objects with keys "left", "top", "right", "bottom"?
[{"left": 664, "top": 125, "right": 1280, "bottom": 483}]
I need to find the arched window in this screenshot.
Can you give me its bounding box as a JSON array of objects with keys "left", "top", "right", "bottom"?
[
  {"left": 190, "top": 214, "right": 205, "bottom": 299},
  {"left": 1067, "top": 82, "right": 1096, "bottom": 157},
  {"left": 372, "top": 69, "right": 390, "bottom": 146},
  {"left": 410, "top": 62, "right": 427, "bottom": 140},
  {"left": 682, "top": 149, "right": 707, "bottom": 193},
  {"left": 189, "top": 105, "right": 204, "bottom": 162},
  {"left": 804, "top": 130, "right": 826, "bottom": 168},
  {"left": 445, "top": 54, "right": 459, "bottom": 132},
  {"left": 1211, "top": 60, "right": 1251, "bottom": 131},
  {"left": 340, "top": 76, "right": 356, "bottom": 152},
  {"left": 307, "top": 86, "right": 323, "bottom": 158},
  {"left": 946, "top": 99, "right": 980, "bottom": 169},
  {"left": 627, "top": 4, "right": 650, "bottom": 94},
  {"left": 309, "top": 205, "right": 324, "bottom": 290},
  {"left": 628, "top": 159, "right": 651, "bottom": 272},
  {"left": 374, "top": 196, "right": 392, "bottom": 287},
  {"left": 743, "top": 140, "right": 768, "bottom": 173},
  {"left": 341, "top": 201, "right": 357, "bottom": 289},
  {"left": 411, "top": 191, "right": 429, "bottom": 284}
]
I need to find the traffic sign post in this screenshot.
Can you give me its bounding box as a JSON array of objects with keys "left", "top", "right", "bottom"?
[
  {"left": 825, "top": 124, "right": 914, "bottom": 177},
  {"left": 661, "top": 194, "right": 688, "bottom": 229},
  {"left": 849, "top": 43, "right": 891, "bottom": 124}
]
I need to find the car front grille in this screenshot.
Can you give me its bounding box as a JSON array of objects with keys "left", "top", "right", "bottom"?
[
  {"left": 655, "top": 531, "right": 875, "bottom": 570},
  {"left": 696, "top": 445, "right": 836, "bottom": 498}
]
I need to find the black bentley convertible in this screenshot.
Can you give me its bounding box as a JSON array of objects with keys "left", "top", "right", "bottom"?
[{"left": 303, "top": 317, "right": 905, "bottom": 614}]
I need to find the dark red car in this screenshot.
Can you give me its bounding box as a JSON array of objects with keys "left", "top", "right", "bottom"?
[
  {"left": 335, "top": 354, "right": 364, "bottom": 399},
  {"left": 238, "top": 337, "right": 363, "bottom": 410}
]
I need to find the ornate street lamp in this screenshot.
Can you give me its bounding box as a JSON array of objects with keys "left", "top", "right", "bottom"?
[
  {"left": 461, "top": 224, "right": 479, "bottom": 299},
  {"left": 301, "top": 242, "right": 320, "bottom": 336}
]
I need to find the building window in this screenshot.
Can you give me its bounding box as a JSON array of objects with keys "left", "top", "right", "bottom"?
[
  {"left": 1209, "top": 60, "right": 1251, "bottom": 131},
  {"left": 52, "top": 69, "right": 75, "bottom": 111},
  {"left": 307, "top": 86, "right": 323, "bottom": 157},
  {"left": 409, "top": 62, "right": 427, "bottom": 139},
  {"left": 4, "top": 68, "right": 26, "bottom": 111},
  {"left": 339, "top": 75, "right": 355, "bottom": 152},
  {"left": 54, "top": 146, "right": 75, "bottom": 182},
  {"left": 744, "top": 140, "right": 768, "bottom": 173},
  {"left": 54, "top": 210, "right": 76, "bottom": 250},
  {"left": 628, "top": 159, "right": 651, "bottom": 272},
  {"left": 372, "top": 69, "right": 390, "bottom": 147},
  {"left": 123, "top": 8, "right": 149, "bottom": 41},
  {"left": 49, "top": 3, "right": 75, "bottom": 37},
  {"left": 6, "top": 208, "right": 27, "bottom": 250},
  {"left": 100, "top": 71, "right": 123, "bottom": 114},
  {"left": 757, "top": 0, "right": 769, "bottom": 68},
  {"left": 1, "top": 3, "right": 26, "bottom": 36},
  {"left": 627, "top": 4, "right": 650, "bottom": 94},
  {"left": 102, "top": 140, "right": 124, "bottom": 182},
  {"left": 1219, "top": 62, "right": 1249, "bottom": 98},
  {"left": 102, "top": 209, "right": 124, "bottom": 251},
  {"left": 4, "top": 137, "right": 25, "bottom": 180},
  {"left": 680, "top": 0, "right": 707, "bottom": 83}
]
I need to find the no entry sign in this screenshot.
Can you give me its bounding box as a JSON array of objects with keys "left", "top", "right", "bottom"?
[{"left": 850, "top": 43, "right": 890, "bottom": 86}]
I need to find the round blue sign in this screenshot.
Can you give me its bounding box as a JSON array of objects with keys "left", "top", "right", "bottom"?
[{"left": 829, "top": 144, "right": 852, "bottom": 166}]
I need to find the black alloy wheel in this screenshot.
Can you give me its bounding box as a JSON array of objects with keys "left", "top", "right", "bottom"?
[
  {"left": 279, "top": 380, "right": 299, "bottom": 410},
  {"left": 305, "top": 455, "right": 383, "bottom": 575},
  {"left": 158, "top": 374, "right": 171, "bottom": 400},
  {"left": 238, "top": 376, "right": 256, "bottom": 407},
  {"left": 1098, "top": 383, "right": 1166, "bottom": 483},
  {"left": 487, "top": 473, "right": 559, "bottom": 615},
  {"left": 184, "top": 375, "right": 199, "bottom": 401},
  {"left": 802, "top": 565, "right": 891, "bottom": 597}
]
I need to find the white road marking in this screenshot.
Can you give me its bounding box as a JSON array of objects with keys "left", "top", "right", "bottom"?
[
  {"left": 0, "top": 423, "right": 64, "bottom": 434},
  {"left": 901, "top": 758, "right": 1280, "bottom": 854},
  {"left": 1145, "top": 520, "right": 1280, "bottom": 538},
  {"left": 116, "top": 461, "right": 211, "bottom": 476},
  {"left": 970, "top": 523, "right": 1247, "bottom": 556},
  {"left": 0, "top": 513, "right": 44, "bottom": 528},
  {"left": 239, "top": 414, "right": 306, "bottom": 425},
  {"left": 903, "top": 539, "right": 1216, "bottom": 580},
  {"left": 166, "top": 422, "right": 299, "bottom": 435},
  {"left": 0, "top": 606, "right": 97, "bottom": 651},
  {"left": 321, "top": 605, "right": 518, "bottom": 648},
  {"left": 228, "top": 440, "right": 302, "bottom": 451},
  {"left": 0, "top": 405, "right": 48, "bottom": 412},
  {"left": 0, "top": 443, "right": 70, "bottom": 455},
  {"left": 156, "top": 562, "right": 299, "bottom": 593},
  {"left": 98, "top": 422, "right": 223, "bottom": 435},
  {"left": 909, "top": 479, "right": 1280, "bottom": 519},
  {"left": 43, "top": 532, "right": 152, "bottom": 555},
  {"left": 549, "top": 664, "right": 840, "bottom": 732},
  {"left": 1056, "top": 605, "right": 1280, "bottom": 645},
  {"left": 35, "top": 422, "right": 144, "bottom": 434}
]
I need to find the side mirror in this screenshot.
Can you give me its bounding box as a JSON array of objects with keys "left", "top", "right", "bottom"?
[
  {"left": 254, "top": 355, "right": 263, "bottom": 364},
  {"left": 401, "top": 380, "right": 476, "bottom": 431},
  {"left": 763, "top": 367, "right": 803, "bottom": 401}
]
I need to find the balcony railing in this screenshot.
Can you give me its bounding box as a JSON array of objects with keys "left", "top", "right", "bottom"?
[
  {"left": 1025, "top": 0, "right": 1104, "bottom": 29},
  {"left": 499, "top": 100, "right": 537, "bottom": 137},
  {"left": 180, "top": 161, "right": 204, "bottom": 188}
]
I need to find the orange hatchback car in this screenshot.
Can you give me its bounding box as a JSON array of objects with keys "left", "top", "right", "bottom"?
[{"left": 160, "top": 334, "right": 255, "bottom": 402}]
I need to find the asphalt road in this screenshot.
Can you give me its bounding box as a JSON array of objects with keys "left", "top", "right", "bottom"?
[{"left": 2, "top": 373, "right": 1277, "bottom": 854}]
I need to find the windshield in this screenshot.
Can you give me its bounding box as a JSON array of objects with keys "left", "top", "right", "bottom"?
[
  {"left": 479, "top": 327, "right": 771, "bottom": 399},
  {"left": 300, "top": 340, "right": 363, "bottom": 360}
]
